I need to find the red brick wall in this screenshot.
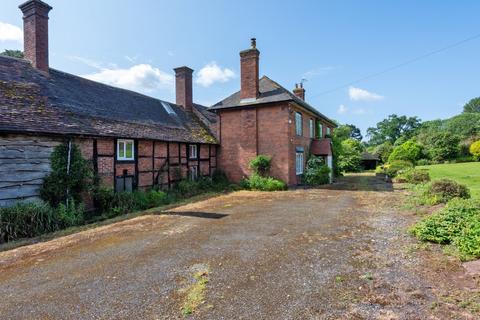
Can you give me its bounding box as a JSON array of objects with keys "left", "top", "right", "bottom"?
[{"left": 218, "top": 108, "right": 258, "bottom": 182}]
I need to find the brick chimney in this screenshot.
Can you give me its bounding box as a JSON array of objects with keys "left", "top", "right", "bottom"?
[
  {"left": 19, "top": 0, "right": 52, "bottom": 73},
  {"left": 174, "top": 66, "right": 193, "bottom": 112},
  {"left": 293, "top": 83, "right": 305, "bottom": 100},
  {"left": 240, "top": 38, "right": 260, "bottom": 101}
]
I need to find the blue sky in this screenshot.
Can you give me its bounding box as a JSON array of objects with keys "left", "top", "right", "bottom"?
[{"left": 1, "top": 0, "right": 480, "bottom": 138}]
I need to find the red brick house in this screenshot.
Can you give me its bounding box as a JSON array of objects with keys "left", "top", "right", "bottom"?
[
  {"left": 211, "top": 39, "right": 336, "bottom": 185},
  {"left": 0, "top": 0, "right": 218, "bottom": 207}
]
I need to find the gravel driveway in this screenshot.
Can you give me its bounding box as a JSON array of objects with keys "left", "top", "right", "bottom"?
[{"left": 0, "top": 174, "right": 477, "bottom": 319}]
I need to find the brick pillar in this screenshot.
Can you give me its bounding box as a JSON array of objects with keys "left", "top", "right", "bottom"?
[
  {"left": 293, "top": 83, "right": 305, "bottom": 100},
  {"left": 19, "top": 0, "right": 52, "bottom": 73},
  {"left": 240, "top": 38, "right": 260, "bottom": 101},
  {"left": 174, "top": 66, "right": 193, "bottom": 113}
]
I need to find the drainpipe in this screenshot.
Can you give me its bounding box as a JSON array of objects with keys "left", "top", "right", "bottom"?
[{"left": 66, "top": 139, "right": 72, "bottom": 207}]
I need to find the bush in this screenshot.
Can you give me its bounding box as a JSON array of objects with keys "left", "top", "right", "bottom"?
[
  {"left": 388, "top": 140, "right": 422, "bottom": 164},
  {"left": 0, "top": 201, "right": 84, "bottom": 243},
  {"left": 338, "top": 138, "right": 363, "bottom": 172},
  {"left": 249, "top": 155, "right": 272, "bottom": 176},
  {"left": 383, "top": 160, "right": 414, "bottom": 177},
  {"left": 411, "top": 199, "right": 480, "bottom": 259},
  {"left": 40, "top": 143, "right": 93, "bottom": 207},
  {"left": 243, "top": 174, "right": 286, "bottom": 191},
  {"left": 427, "top": 179, "right": 470, "bottom": 204},
  {"left": 470, "top": 140, "right": 480, "bottom": 161},
  {"left": 416, "top": 159, "right": 432, "bottom": 166},
  {"left": 304, "top": 156, "right": 331, "bottom": 186},
  {"left": 396, "top": 168, "right": 430, "bottom": 184}
]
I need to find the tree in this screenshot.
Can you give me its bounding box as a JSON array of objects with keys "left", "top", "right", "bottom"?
[
  {"left": 470, "top": 140, "right": 480, "bottom": 161},
  {"left": 387, "top": 140, "right": 422, "bottom": 164},
  {"left": 424, "top": 132, "right": 460, "bottom": 162},
  {"left": 366, "top": 114, "right": 421, "bottom": 146},
  {"left": 338, "top": 138, "right": 364, "bottom": 172},
  {"left": 463, "top": 97, "right": 480, "bottom": 113},
  {"left": 372, "top": 141, "right": 394, "bottom": 163},
  {"left": 0, "top": 50, "right": 24, "bottom": 59},
  {"left": 333, "top": 124, "right": 363, "bottom": 142}
]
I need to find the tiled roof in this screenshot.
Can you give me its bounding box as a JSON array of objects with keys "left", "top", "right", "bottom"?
[
  {"left": 0, "top": 55, "right": 217, "bottom": 144},
  {"left": 210, "top": 75, "right": 336, "bottom": 127}
]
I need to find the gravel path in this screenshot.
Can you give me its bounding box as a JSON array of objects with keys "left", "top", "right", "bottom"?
[{"left": 0, "top": 174, "right": 477, "bottom": 319}]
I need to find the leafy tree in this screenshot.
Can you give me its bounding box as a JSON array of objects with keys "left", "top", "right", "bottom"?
[
  {"left": 444, "top": 113, "right": 480, "bottom": 140},
  {"left": 367, "top": 114, "right": 421, "bottom": 146},
  {"left": 424, "top": 132, "right": 460, "bottom": 162},
  {"left": 334, "top": 124, "right": 363, "bottom": 142},
  {"left": 470, "top": 140, "right": 480, "bottom": 161},
  {"left": 388, "top": 140, "right": 422, "bottom": 164},
  {"left": 338, "top": 138, "right": 364, "bottom": 172},
  {"left": 40, "top": 142, "right": 93, "bottom": 207},
  {"left": 372, "top": 141, "right": 394, "bottom": 163},
  {"left": 463, "top": 97, "right": 480, "bottom": 113},
  {"left": 0, "top": 50, "right": 24, "bottom": 58}
]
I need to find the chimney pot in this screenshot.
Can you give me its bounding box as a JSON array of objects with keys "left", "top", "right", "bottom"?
[
  {"left": 174, "top": 66, "right": 194, "bottom": 112},
  {"left": 19, "top": 0, "right": 52, "bottom": 73},
  {"left": 293, "top": 83, "right": 306, "bottom": 101}
]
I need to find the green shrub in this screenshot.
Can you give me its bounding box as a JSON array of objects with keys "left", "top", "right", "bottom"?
[
  {"left": 388, "top": 140, "right": 422, "bottom": 164},
  {"left": 146, "top": 190, "right": 168, "bottom": 208},
  {"left": 411, "top": 199, "right": 480, "bottom": 259},
  {"left": 427, "top": 179, "right": 470, "bottom": 204},
  {"left": 338, "top": 138, "right": 363, "bottom": 172},
  {"left": 0, "top": 201, "right": 84, "bottom": 243},
  {"left": 384, "top": 160, "right": 414, "bottom": 177},
  {"left": 470, "top": 140, "right": 480, "bottom": 161},
  {"left": 304, "top": 156, "right": 331, "bottom": 185},
  {"left": 40, "top": 142, "right": 93, "bottom": 207},
  {"left": 244, "top": 174, "right": 286, "bottom": 191},
  {"left": 249, "top": 155, "right": 272, "bottom": 176},
  {"left": 416, "top": 159, "right": 431, "bottom": 166},
  {"left": 396, "top": 168, "right": 430, "bottom": 184}
]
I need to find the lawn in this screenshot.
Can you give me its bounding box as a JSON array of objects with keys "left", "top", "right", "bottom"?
[{"left": 417, "top": 162, "right": 480, "bottom": 199}]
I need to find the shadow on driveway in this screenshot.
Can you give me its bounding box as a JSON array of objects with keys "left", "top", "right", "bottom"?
[
  {"left": 324, "top": 173, "right": 393, "bottom": 192},
  {"left": 161, "top": 211, "right": 229, "bottom": 219}
]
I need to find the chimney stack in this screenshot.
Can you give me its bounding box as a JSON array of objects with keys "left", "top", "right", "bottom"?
[
  {"left": 240, "top": 38, "right": 260, "bottom": 101},
  {"left": 174, "top": 66, "right": 193, "bottom": 112},
  {"left": 293, "top": 83, "right": 305, "bottom": 101},
  {"left": 19, "top": 0, "right": 52, "bottom": 73}
]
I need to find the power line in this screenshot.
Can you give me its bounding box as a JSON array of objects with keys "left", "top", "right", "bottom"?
[{"left": 311, "top": 32, "right": 480, "bottom": 97}]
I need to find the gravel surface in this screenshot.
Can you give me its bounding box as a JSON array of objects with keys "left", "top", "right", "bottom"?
[{"left": 0, "top": 174, "right": 478, "bottom": 319}]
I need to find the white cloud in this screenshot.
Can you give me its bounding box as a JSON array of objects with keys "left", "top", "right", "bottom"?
[
  {"left": 337, "top": 104, "right": 348, "bottom": 114},
  {"left": 82, "top": 64, "right": 173, "bottom": 93},
  {"left": 0, "top": 22, "right": 23, "bottom": 43},
  {"left": 195, "top": 62, "right": 235, "bottom": 87},
  {"left": 348, "top": 86, "right": 384, "bottom": 101},
  {"left": 302, "top": 66, "right": 337, "bottom": 79}
]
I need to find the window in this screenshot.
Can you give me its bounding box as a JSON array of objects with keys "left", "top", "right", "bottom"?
[
  {"left": 295, "top": 112, "right": 303, "bottom": 136},
  {"left": 295, "top": 151, "right": 304, "bottom": 175},
  {"left": 161, "top": 101, "right": 176, "bottom": 115},
  {"left": 117, "top": 139, "right": 134, "bottom": 161},
  {"left": 326, "top": 127, "right": 331, "bottom": 136},
  {"left": 317, "top": 122, "right": 324, "bottom": 139},
  {"left": 309, "top": 119, "right": 314, "bottom": 138},
  {"left": 189, "top": 144, "right": 198, "bottom": 159},
  {"left": 189, "top": 166, "right": 198, "bottom": 181}
]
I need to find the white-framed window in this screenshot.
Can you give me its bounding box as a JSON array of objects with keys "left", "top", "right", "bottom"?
[
  {"left": 189, "top": 144, "right": 198, "bottom": 159},
  {"left": 326, "top": 127, "right": 331, "bottom": 136},
  {"left": 117, "top": 139, "right": 134, "bottom": 161},
  {"left": 295, "top": 152, "right": 304, "bottom": 175},
  {"left": 189, "top": 166, "right": 198, "bottom": 181},
  {"left": 317, "top": 122, "right": 324, "bottom": 138},
  {"left": 309, "top": 119, "right": 314, "bottom": 138},
  {"left": 295, "top": 112, "right": 303, "bottom": 136}
]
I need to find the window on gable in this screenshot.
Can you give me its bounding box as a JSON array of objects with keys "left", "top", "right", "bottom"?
[
  {"left": 189, "top": 144, "right": 198, "bottom": 159},
  {"left": 309, "top": 119, "right": 314, "bottom": 138},
  {"left": 295, "top": 151, "right": 304, "bottom": 175},
  {"left": 295, "top": 112, "right": 303, "bottom": 136},
  {"left": 117, "top": 139, "right": 134, "bottom": 161}
]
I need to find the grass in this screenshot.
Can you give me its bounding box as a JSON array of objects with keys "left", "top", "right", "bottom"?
[
  {"left": 417, "top": 162, "right": 480, "bottom": 199},
  {"left": 180, "top": 265, "right": 210, "bottom": 316}
]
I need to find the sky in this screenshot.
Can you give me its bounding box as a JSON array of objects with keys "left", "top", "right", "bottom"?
[{"left": 1, "top": 0, "right": 480, "bottom": 139}]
